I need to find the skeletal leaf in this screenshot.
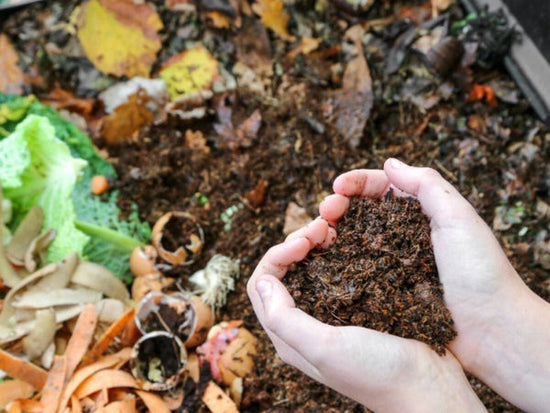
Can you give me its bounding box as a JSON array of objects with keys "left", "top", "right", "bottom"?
[{"left": 77, "top": 0, "right": 163, "bottom": 78}]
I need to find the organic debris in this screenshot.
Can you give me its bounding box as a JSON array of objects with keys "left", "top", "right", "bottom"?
[
  {"left": 77, "top": 0, "right": 163, "bottom": 78},
  {"left": 0, "top": 0, "right": 548, "bottom": 410},
  {"left": 252, "top": 0, "right": 295, "bottom": 41},
  {"left": 286, "top": 196, "right": 456, "bottom": 354},
  {"left": 0, "top": 34, "right": 25, "bottom": 95}
]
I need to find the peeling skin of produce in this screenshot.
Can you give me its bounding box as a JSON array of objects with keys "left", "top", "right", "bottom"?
[
  {"left": 30, "top": 252, "right": 78, "bottom": 292},
  {"left": 71, "top": 261, "right": 129, "bottom": 301},
  {"left": 6, "top": 206, "right": 44, "bottom": 266},
  {"left": 0, "top": 304, "right": 82, "bottom": 344},
  {"left": 0, "top": 263, "right": 58, "bottom": 326},
  {"left": 12, "top": 288, "right": 102, "bottom": 309},
  {"left": 0, "top": 187, "right": 20, "bottom": 288},
  {"left": 24, "top": 228, "right": 56, "bottom": 272},
  {"left": 22, "top": 308, "right": 56, "bottom": 360}
]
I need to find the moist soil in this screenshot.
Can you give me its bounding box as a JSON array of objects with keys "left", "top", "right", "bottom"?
[
  {"left": 285, "top": 195, "right": 456, "bottom": 355},
  {"left": 3, "top": 1, "right": 550, "bottom": 412}
]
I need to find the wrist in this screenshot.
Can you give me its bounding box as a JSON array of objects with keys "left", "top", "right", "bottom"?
[
  {"left": 467, "top": 284, "right": 550, "bottom": 412},
  {"left": 370, "top": 347, "right": 485, "bottom": 413}
]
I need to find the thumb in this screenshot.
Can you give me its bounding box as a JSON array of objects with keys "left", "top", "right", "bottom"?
[{"left": 383, "top": 158, "right": 479, "bottom": 227}]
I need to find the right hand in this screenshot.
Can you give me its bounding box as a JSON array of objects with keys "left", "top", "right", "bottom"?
[{"left": 319, "top": 158, "right": 550, "bottom": 413}]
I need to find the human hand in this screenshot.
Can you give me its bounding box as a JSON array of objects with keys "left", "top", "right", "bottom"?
[
  {"left": 320, "top": 158, "right": 550, "bottom": 412},
  {"left": 247, "top": 218, "right": 485, "bottom": 413}
]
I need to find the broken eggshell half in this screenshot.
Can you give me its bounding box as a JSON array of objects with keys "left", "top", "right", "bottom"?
[
  {"left": 135, "top": 291, "right": 214, "bottom": 348},
  {"left": 197, "top": 320, "right": 257, "bottom": 387},
  {"left": 130, "top": 245, "right": 160, "bottom": 278},
  {"left": 151, "top": 212, "right": 204, "bottom": 266},
  {"left": 130, "top": 330, "right": 187, "bottom": 391},
  {"left": 131, "top": 272, "right": 173, "bottom": 303}
]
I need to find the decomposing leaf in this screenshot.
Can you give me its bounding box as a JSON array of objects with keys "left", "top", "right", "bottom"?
[
  {"left": 205, "top": 11, "right": 232, "bottom": 28},
  {"left": 245, "top": 179, "right": 268, "bottom": 207},
  {"left": 40, "top": 87, "right": 97, "bottom": 117},
  {"left": 77, "top": 0, "right": 163, "bottom": 78},
  {"left": 100, "top": 91, "right": 154, "bottom": 145},
  {"left": 283, "top": 202, "right": 312, "bottom": 235},
  {"left": 252, "top": 0, "right": 295, "bottom": 41},
  {"left": 160, "top": 45, "right": 220, "bottom": 100},
  {"left": 287, "top": 37, "right": 322, "bottom": 60},
  {"left": 214, "top": 97, "right": 262, "bottom": 150},
  {"left": 99, "top": 78, "right": 168, "bottom": 115},
  {"left": 185, "top": 130, "right": 210, "bottom": 154},
  {"left": 0, "top": 34, "right": 25, "bottom": 95},
  {"left": 330, "top": 26, "right": 373, "bottom": 148}
]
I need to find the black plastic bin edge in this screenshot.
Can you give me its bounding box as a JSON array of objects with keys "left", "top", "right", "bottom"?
[{"left": 461, "top": 0, "right": 550, "bottom": 125}]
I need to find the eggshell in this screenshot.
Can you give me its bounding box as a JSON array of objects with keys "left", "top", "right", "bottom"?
[
  {"left": 151, "top": 212, "right": 204, "bottom": 265},
  {"left": 130, "top": 245, "right": 159, "bottom": 278}
]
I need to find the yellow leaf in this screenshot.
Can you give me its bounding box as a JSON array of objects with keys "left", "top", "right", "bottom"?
[
  {"left": 77, "top": 0, "right": 163, "bottom": 78},
  {"left": 0, "top": 34, "right": 25, "bottom": 95},
  {"left": 160, "top": 45, "right": 220, "bottom": 100},
  {"left": 252, "top": 0, "right": 295, "bottom": 41}
]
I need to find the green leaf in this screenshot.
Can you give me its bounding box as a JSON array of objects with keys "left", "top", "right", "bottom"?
[{"left": 1, "top": 115, "right": 90, "bottom": 261}]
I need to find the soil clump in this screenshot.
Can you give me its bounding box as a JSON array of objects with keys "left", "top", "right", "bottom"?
[{"left": 286, "top": 195, "right": 456, "bottom": 354}]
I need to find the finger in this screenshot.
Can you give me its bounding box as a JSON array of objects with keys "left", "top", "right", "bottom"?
[
  {"left": 252, "top": 237, "right": 311, "bottom": 280},
  {"left": 383, "top": 158, "right": 479, "bottom": 228},
  {"left": 284, "top": 217, "right": 330, "bottom": 248},
  {"left": 332, "top": 170, "right": 391, "bottom": 198},
  {"left": 254, "top": 276, "right": 338, "bottom": 372},
  {"left": 319, "top": 194, "right": 349, "bottom": 225},
  {"left": 249, "top": 275, "right": 323, "bottom": 381},
  {"left": 319, "top": 226, "right": 337, "bottom": 249}
]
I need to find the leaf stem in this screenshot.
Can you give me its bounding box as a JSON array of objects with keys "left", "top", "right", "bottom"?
[{"left": 75, "top": 220, "right": 144, "bottom": 252}]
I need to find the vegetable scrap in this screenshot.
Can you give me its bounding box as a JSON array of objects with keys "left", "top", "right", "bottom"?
[{"left": 0, "top": 0, "right": 547, "bottom": 410}]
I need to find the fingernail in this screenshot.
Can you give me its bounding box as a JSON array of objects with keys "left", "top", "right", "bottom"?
[
  {"left": 389, "top": 158, "right": 406, "bottom": 169},
  {"left": 256, "top": 279, "right": 272, "bottom": 301}
]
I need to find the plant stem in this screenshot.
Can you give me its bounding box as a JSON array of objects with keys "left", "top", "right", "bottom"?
[{"left": 74, "top": 220, "right": 144, "bottom": 252}]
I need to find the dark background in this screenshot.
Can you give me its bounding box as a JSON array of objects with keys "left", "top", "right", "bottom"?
[{"left": 503, "top": 0, "right": 550, "bottom": 63}]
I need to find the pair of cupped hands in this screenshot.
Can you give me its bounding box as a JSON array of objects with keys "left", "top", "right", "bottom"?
[{"left": 247, "top": 159, "right": 550, "bottom": 413}]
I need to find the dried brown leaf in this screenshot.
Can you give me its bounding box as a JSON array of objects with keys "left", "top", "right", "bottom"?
[
  {"left": 100, "top": 92, "right": 154, "bottom": 145},
  {"left": 0, "top": 34, "right": 25, "bottom": 95},
  {"left": 330, "top": 26, "right": 372, "bottom": 149},
  {"left": 252, "top": 0, "right": 295, "bottom": 41}
]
